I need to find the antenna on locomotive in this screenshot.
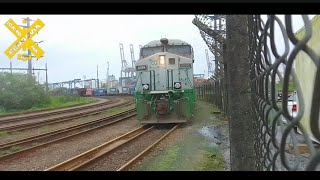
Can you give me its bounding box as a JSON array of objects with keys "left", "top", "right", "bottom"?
[{"left": 160, "top": 38, "right": 169, "bottom": 52}]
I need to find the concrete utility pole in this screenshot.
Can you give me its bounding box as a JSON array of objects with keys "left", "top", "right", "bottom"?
[
  {"left": 205, "top": 49, "right": 214, "bottom": 77},
  {"left": 106, "top": 61, "right": 109, "bottom": 89},
  {"left": 20, "top": 17, "right": 33, "bottom": 75},
  {"left": 26, "top": 17, "right": 32, "bottom": 75},
  {"left": 37, "top": 71, "right": 40, "bottom": 83},
  {"left": 19, "top": 17, "right": 44, "bottom": 78},
  {"left": 226, "top": 15, "right": 256, "bottom": 171},
  {"left": 97, "top": 65, "right": 99, "bottom": 89},
  {"left": 10, "top": 62, "right": 12, "bottom": 74},
  {"left": 45, "top": 63, "right": 48, "bottom": 91}
]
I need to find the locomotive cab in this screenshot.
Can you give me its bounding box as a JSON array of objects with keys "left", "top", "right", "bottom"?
[{"left": 135, "top": 38, "right": 196, "bottom": 124}]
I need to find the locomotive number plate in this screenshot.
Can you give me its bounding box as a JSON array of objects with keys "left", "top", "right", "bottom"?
[
  {"left": 179, "top": 63, "right": 192, "bottom": 68},
  {"left": 136, "top": 65, "right": 148, "bottom": 71}
]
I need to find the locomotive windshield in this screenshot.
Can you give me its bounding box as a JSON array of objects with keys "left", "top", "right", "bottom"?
[
  {"left": 141, "top": 46, "right": 163, "bottom": 58},
  {"left": 141, "top": 45, "right": 192, "bottom": 58},
  {"left": 167, "top": 45, "right": 191, "bottom": 55}
]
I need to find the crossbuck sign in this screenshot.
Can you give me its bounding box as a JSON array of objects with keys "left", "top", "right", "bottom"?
[{"left": 4, "top": 18, "right": 45, "bottom": 60}]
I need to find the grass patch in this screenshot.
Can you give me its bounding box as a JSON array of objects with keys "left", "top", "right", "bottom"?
[
  {"left": 195, "top": 149, "right": 225, "bottom": 171},
  {"left": 135, "top": 101, "right": 228, "bottom": 171},
  {"left": 139, "top": 131, "right": 227, "bottom": 171},
  {"left": 39, "top": 127, "right": 51, "bottom": 134},
  {"left": 276, "top": 82, "right": 296, "bottom": 92},
  {"left": 194, "top": 102, "right": 213, "bottom": 123},
  {"left": 0, "top": 131, "right": 9, "bottom": 138},
  {"left": 0, "top": 146, "right": 22, "bottom": 156},
  {"left": 0, "top": 145, "right": 22, "bottom": 156},
  {"left": 48, "top": 96, "right": 96, "bottom": 109},
  {"left": 145, "top": 145, "right": 181, "bottom": 171},
  {"left": 9, "top": 146, "right": 21, "bottom": 153},
  {"left": 0, "top": 96, "right": 97, "bottom": 116}
]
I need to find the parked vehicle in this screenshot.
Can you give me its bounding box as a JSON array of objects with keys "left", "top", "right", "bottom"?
[{"left": 281, "top": 92, "right": 298, "bottom": 124}]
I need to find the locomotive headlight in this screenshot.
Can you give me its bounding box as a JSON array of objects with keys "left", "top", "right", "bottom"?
[
  {"left": 142, "top": 84, "right": 149, "bottom": 90},
  {"left": 174, "top": 82, "right": 181, "bottom": 89},
  {"left": 159, "top": 55, "right": 165, "bottom": 65}
]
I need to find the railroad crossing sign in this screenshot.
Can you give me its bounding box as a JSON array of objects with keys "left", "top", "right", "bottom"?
[{"left": 4, "top": 18, "right": 45, "bottom": 61}]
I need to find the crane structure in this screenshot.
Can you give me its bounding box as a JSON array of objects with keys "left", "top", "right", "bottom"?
[
  {"left": 205, "top": 49, "right": 214, "bottom": 78},
  {"left": 193, "top": 14, "right": 226, "bottom": 79},
  {"left": 106, "top": 61, "right": 110, "bottom": 89},
  {"left": 130, "top": 44, "right": 136, "bottom": 69},
  {"left": 119, "top": 43, "right": 135, "bottom": 78}
]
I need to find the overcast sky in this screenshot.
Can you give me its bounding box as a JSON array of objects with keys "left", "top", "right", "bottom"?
[
  {"left": 0, "top": 15, "right": 212, "bottom": 84},
  {"left": 0, "top": 15, "right": 315, "bottom": 85}
]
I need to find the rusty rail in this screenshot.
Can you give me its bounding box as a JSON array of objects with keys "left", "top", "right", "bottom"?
[
  {"left": 0, "top": 99, "right": 133, "bottom": 132},
  {"left": 0, "top": 109, "right": 136, "bottom": 161},
  {"left": 45, "top": 125, "right": 153, "bottom": 171},
  {"left": 117, "top": 125, "right": 178, "bottom": 171}
]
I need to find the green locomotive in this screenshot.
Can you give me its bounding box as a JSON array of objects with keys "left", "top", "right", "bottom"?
[{"left": 135, "top": 38, "right": 196, "bottom": 124}]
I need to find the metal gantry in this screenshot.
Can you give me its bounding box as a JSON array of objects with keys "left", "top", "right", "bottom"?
[
  {"left": 130, "top": 44, "right": 136, "bottom": 68},
  {"left": 48, "top": 79, "right": 83, "bottom": 90},
  {"left": 119, "top": 43, "right": 136, "bottom": 78},
  {"left": 193, "top": 14, "right": 226, "bottom": 79},
  {"left": 120, "top": 43, "right": 128, "bottom": 78},
  {"left": 205, "top": 49, "right": 214, "bottom": 78}
]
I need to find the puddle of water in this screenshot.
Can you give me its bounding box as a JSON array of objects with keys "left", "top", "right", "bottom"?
[
  {"left": 208, "top": 142, "right": 219, "bottom": 148},
  {"left": 198, "top": 125, "right": 231, "bottom": 171},
  {"left": 198, "top": 126, "right": 224, "bottom": 146}
]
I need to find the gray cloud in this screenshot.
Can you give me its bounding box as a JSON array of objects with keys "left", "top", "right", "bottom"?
[{"left": 0, "top": 15, "right": 212, "bottom": 84}]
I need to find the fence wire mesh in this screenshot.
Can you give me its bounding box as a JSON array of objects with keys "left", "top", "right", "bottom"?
[
  {"left": 249, "top": 15, "right": 320, "bottom": 171},
  {"left": 193, "top": 15, "right": 228, "bottom": 113},
  {"left": 194, "top": 14, "right": 320, "bottom": 171}
]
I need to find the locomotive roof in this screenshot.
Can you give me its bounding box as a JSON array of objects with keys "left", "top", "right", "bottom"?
[{"left": 143, "top": 39, "right": 191, "bottom": 47}]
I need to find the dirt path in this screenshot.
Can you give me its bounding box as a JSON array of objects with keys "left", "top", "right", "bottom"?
[{"left": 129, "top": 101, "right": 230, "bottom": 171}]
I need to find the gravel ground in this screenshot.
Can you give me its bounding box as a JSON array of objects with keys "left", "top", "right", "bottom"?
[
  {"left": 127, "top": 126, "right": 188, "bottom": 170},
  {"left": 0, "top": 101, "right": 134, "bottom": 145},
  {"left": 129, "top": 101, "right": 230, "bottom": 171},
  {"left": 0, "top": 111, "right": 136, "bottom": 157},
  {"left": 81, "top": 126, "right": 173, "bottom": 171},
  {"left": 0, "top": 116, "right": 140, "bottom": 171},
  {"left": 272, "top": 125, "right": 315, "bottom": 171},
  {"left": 0, "top": 98, "right": 127, "bottom": 130}
]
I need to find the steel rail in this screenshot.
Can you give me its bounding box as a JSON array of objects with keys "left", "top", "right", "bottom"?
[{"left": 0, "top": 109, "right": 137, "bottom": 161}]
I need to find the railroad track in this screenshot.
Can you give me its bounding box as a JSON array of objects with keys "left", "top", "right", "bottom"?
[
  {"left": 0, "top": 97, "right": 113, "bottom": 121},
  {"left": 0, "top": 108, "right": 137, "bottom": 161},
  {"left": 45, "top": 124, "right": 178, "bottom": 171},
  {"left": 0, "top": 98, "right": 134, "bottom": 132}
]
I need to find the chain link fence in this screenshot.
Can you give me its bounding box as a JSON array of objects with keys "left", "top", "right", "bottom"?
[
  {"left": 193, "top": 15, "right": 228, "bottom": 114},
  {"left": 193, "top": 15, "right": 320, "bottom": 171}
]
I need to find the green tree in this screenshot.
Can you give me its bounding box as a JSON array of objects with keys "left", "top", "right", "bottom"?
[{"left": 0, "top": 73, "right": 50, "bottom": 111}]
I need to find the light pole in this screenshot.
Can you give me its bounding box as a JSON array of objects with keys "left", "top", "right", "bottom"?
[
  {"left": 19, "top": 17, "right": 34, "bottom": 75},
  {"left": 107, "top": 61, "right": 109, "bottom": 89},
  {"left": 19, "top": 17, "right": 44, "bottom": 76}
]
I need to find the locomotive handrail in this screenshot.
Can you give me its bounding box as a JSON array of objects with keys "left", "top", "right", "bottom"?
[
  {"left": 183, "top": 69, "right": 193, "bottom": 88},
  {"left": 166, "top": 69, "right": 174, "bottom": 90},
  {"left": 136, "top": 72, "right": 143, "bottom": 90},
  {"left": 149, "top": 70, "right": 156, "bottom": 91},
  {"left": 153, "top": 70, "right": 156, "bottom": 90},
  {"left": 149, "top": 71, "right": 152, "bottom": 91}
]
